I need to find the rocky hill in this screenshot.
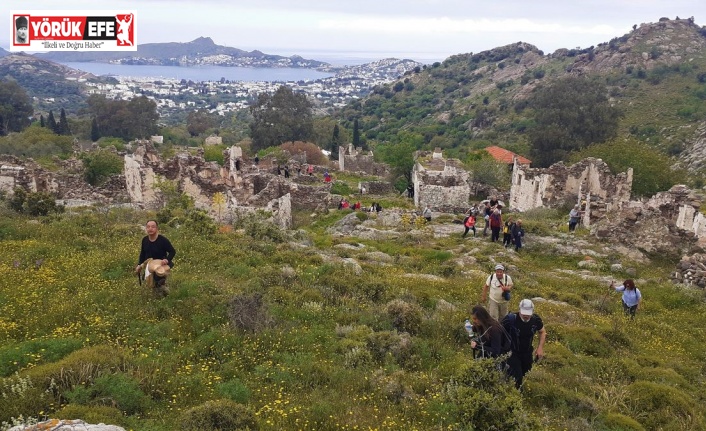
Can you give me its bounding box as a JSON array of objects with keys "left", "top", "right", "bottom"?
[
  {"left": 335, "top": 17, "right": 706, "bottom": 172},
  {"left": 0, "top": 53, "right": 113, "bottom": 113},
  {"left": 35, "top": 36, "right": 329, "bottom": 68}
]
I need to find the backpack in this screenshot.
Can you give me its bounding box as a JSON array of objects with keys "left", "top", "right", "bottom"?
[
  {"left": 500, "top": 325, "right": 513, "bottom": 354},
  {"left": 502, "top": 312, "right": 538, "bottom": 351}
]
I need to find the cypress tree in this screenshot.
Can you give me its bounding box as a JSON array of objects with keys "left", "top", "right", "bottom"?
[
  {"left": 352, "top": 119, "right": 360, "bottom": 147},
  {"left": 47, "top": 110, "right": 58, "bottom": 133},
  {"left": 58, "top": 108, "right": 70, "bottom": 135},
  {"left": 90, "top": 117, "right": 100, "bottom": 142},
  {"left": 330, "top": 124, "right": 340, "bottom": 159},
  {"left": 0, "top": 114, "right": 5, "bottom": 136},
  {"left": 40, "top": 114, "right": 45, "bottom": 127}
]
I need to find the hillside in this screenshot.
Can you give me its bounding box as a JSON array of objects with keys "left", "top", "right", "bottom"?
[
  {"left": 335, "top": 18, "right": 706, "bottom": 172},
  {"left": 0, "top": 54, "right": 114, "bottom": 113},
  {"left": 35, "top": 37, "right": 329, "bottom": 68},
  {"left": 0, "top": 197, "right": 704, "bottom": 430}
]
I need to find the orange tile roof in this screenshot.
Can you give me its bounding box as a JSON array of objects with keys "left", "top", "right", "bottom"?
[{"left": 484, "top": 146, "right": 532, "bottom": 165}]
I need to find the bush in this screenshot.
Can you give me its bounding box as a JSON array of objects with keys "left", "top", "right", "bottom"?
[
  {"left": 445, "top": 358, "right": 539, "bottom": 429},
  {"left": 53, "top": 404, "right": 126, "bottom": 425},
  {"left": 25, "top": 191, "right": 63, "bottom": 216},
  {"left": 81, "top": 150, "right": 123, "bottom": 186},
  {"left": 180, "top": 399, "right": 258, "bottom": 431},
  {"left": 203, "top": 144, "right": 226, "bottom": 166},
  {"left": 228, "top": 292, "right": 272, "bottom": 332},
  {"left": 385, "top": 299, "right": 423, "bottom": 335},
  {"left": 216, "top": 379, "right": 251, "bottom": 404},
  {"left": 599, "top": 412, "right": 645, "bottom": 431}
]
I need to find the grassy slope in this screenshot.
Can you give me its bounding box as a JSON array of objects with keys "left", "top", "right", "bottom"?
[{"left": 0, "top": 197, "right": 704, "bottom": 430}]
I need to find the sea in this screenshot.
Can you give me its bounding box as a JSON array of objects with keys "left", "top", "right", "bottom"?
[
  {"left": 60, "top": 62, "right": 335, "bottom": 82},
  {"left": 58, "top": 51, "right": 445, "bottom": 82}
]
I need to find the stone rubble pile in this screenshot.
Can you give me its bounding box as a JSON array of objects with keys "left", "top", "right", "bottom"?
[{"left": 672, "top": 253, "right": 706, "bottom": 288}]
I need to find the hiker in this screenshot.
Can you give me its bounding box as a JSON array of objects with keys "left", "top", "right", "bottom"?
[
  {"left": 502, "top": 299, "right": 546, "bottom": 388},
  {"left": 610, "top": 279, "right": 642, "bottom": 318},
  {"left": 502, "top": 216, "right": 514, "bottom": 247},
  {"left": 489, "top": 208, "right": 503, "bottom": 242},
  {"left": 462, "top": 212, "right": 476, "bottom": 237},
  {"left": 135, "top": 220, "right": 176, "bottom": 295},
  {"left": 482, "top": 202, "right": 492, "bottom": 236},
  {"left": 481, "top": 264, "right": 513, "bottom": 320},
  {"left": 423, "top": 205, "right": 432, "bottom": 222},
  {"left": 511, "top": 219, "right": 524, "bottom": 251},
  {"left": 469, "top": 305, "right": 507, "bottom": 359},
  {"left": 568, "top": 204, "right": 581, "bottom": 232}
]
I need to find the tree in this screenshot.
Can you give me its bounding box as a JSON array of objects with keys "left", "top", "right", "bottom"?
[
  {"left": 376, "top": 140, "right": 416, "bottom": 192},
  {"left": 87, "top": 94, "right": 158, "bottom": 141},
  {"left": 57, "top": 108, "right": 71, "bottom": 136},
  {"left": 90, "top": 117, "right": 100, "bottom": 142},
  {"left": 40, "top": 114, "right": 45, "bottom": 128},
  {"left": 0, "top": 80, "right": 33, "bottom": 135},
  {"left": 569, "top": 137, "right": 687, "bottom": 197},
  {"left": 187, "top": 109, "right": 216, "bottom": 137},
  {"left": 527, "top": 76, "right": 622, "bottom": 167},
  {"left": 47, "top": 110, "right": 58, "bottom": 133},
  {"left": 249, "top": 86, "right": 313, "bottom": 152},
  {"left": 81, "top": 150, "right": 124, "bottom": 186},
  {"left": 352, "top": 119, "right": 361, "bottom": 147},
  {"left": 329, "top": 124, "right": 341, "bottom": 159}
]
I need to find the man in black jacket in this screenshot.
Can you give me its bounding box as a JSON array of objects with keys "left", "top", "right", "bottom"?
[
  {"left": 502, "top": 299, "right": 546, "bottom": 388},
  {"left": 135, "top": 220, "right": 176, "bottom": 295}
]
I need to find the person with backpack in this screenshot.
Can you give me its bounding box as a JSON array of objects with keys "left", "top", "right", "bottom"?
[
  {"left": 610, "top": 279, "right": 642, "bottom": 318},
  {"left": 502, "top": 299, "right": 546, "bottom": 388},
  {"left": 462, "top": 212, "right": 476, "bottom": 237},
  {"left": 482, "top": 202, "right": 492, "bottom": 236},
  {"left": 469, "top": 305, "right": 510, "bottom": 359},
  {"left": 489, "top": 208, "right": 503, "bottom": 242},
  {"left": 511, "top": 219, "right": 525, "bottom": 251},
  {"left": 481, "top": 264, "right": 513, "bottom": 320},
  {"left": 502, "top": 216, "right": 515, "bottom": 247}
]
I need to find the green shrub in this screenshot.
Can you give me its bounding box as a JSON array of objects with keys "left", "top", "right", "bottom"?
[
  {"left": 445, "top": 358, "right": 539, "bottom": 429},
  {"left": 91, "top": 373, "right": 149, "bottom": 415},
  {"left": 203, "top": 144, "right": 226, "bottom": 165},
  {"left": 53, "top": 404, "right": 125, "bottom": 425},
  {"left": 81, "top": 150, "right": 123, "bottom": 186},
  {"left": 180, "top": 399, "right": 258, "bottom": 431},
  {"left": 599, "top": 412, "right": 645, "bottom": 431},
  {"left": 25, "top": 191, "right": 63, "bottom": 216},
  {"left": 626, "top": 380, "right": 698, "bottom": 428},
  {"left": 553, "top": 325, "right": 613, "bottom": 357},
  {"left": 385, "top": 299, "right": 423, "bottom": 335},
  {"left": 330, "top": 181, "right": 354, "bottom": 196}
]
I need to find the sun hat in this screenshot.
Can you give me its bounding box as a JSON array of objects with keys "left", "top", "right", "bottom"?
[
  {"left": 147, "top": 259, "right": 169, "bottom": 277},
  {"left": 494, "top": 264, "right": 504, "bottom": 271},
  {"left": 519, "top": 299, "right": 534, "bottom": 315}
]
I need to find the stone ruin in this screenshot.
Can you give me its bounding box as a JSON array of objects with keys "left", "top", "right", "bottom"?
[
  {"left": 338, "top": 143, "right": 389, "bottom": 176},
  {"left": 412, "top": 151, "right": 471, "bottom": 213},
  {"left": 510, "top": 157, "right": 633, "bottom": 226},
  {"left": 0, "top": 143, "right": 345, "bottom": 228}
]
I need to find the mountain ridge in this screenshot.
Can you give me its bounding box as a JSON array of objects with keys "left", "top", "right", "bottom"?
[{"left": 35, "top": 36, "right": 331, "bottom": 69}]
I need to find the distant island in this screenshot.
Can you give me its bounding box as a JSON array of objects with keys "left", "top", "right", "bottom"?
[{"left": 35, "top": 37, "right": 331, "bottom": 69}]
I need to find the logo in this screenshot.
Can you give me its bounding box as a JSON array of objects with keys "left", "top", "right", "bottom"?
[{"left": 10, "top": 10, "right": 137, "bottom": 52}]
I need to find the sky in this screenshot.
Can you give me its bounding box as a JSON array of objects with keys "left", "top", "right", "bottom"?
[{"left": 3, "top": 0, "right": 706, "bottom": 64}]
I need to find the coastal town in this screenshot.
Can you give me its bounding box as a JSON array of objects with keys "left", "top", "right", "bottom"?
[{"left": 80, "top": 58, "right": 426, "bottom": 118}]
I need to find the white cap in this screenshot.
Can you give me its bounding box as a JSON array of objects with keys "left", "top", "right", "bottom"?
[
  {"left": 494, "top": 264, "right": 504, "bottom": 271},
  {"left": 519, "top": 299, "right": 534, "bottom": 315}
]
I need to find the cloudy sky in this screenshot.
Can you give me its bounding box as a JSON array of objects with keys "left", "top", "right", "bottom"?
[{"left": 3, "top": 0, "right": 706, "bottom": 63}]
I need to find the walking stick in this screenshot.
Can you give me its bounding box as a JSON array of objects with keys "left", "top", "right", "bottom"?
[{"left": 599, "top": 280, "right": 613, "bottom": 311}]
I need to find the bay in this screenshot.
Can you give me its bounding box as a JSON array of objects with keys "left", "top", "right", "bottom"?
[{"left": 60, "top": 62, "right": 334, "bottom": 82}]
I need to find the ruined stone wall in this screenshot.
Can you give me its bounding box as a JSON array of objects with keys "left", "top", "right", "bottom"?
[
  {"left": 338, "top": 144, "right": 389, "bottom": 176},
  {"left": 413, "top": 158, "right": 470, "bottom": 213},
  {"left": 510, "top": 158, "right": 633, "bottom": 216},
  {"left": 1, "top": 155, "right": 129, "bottom": 204}
]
